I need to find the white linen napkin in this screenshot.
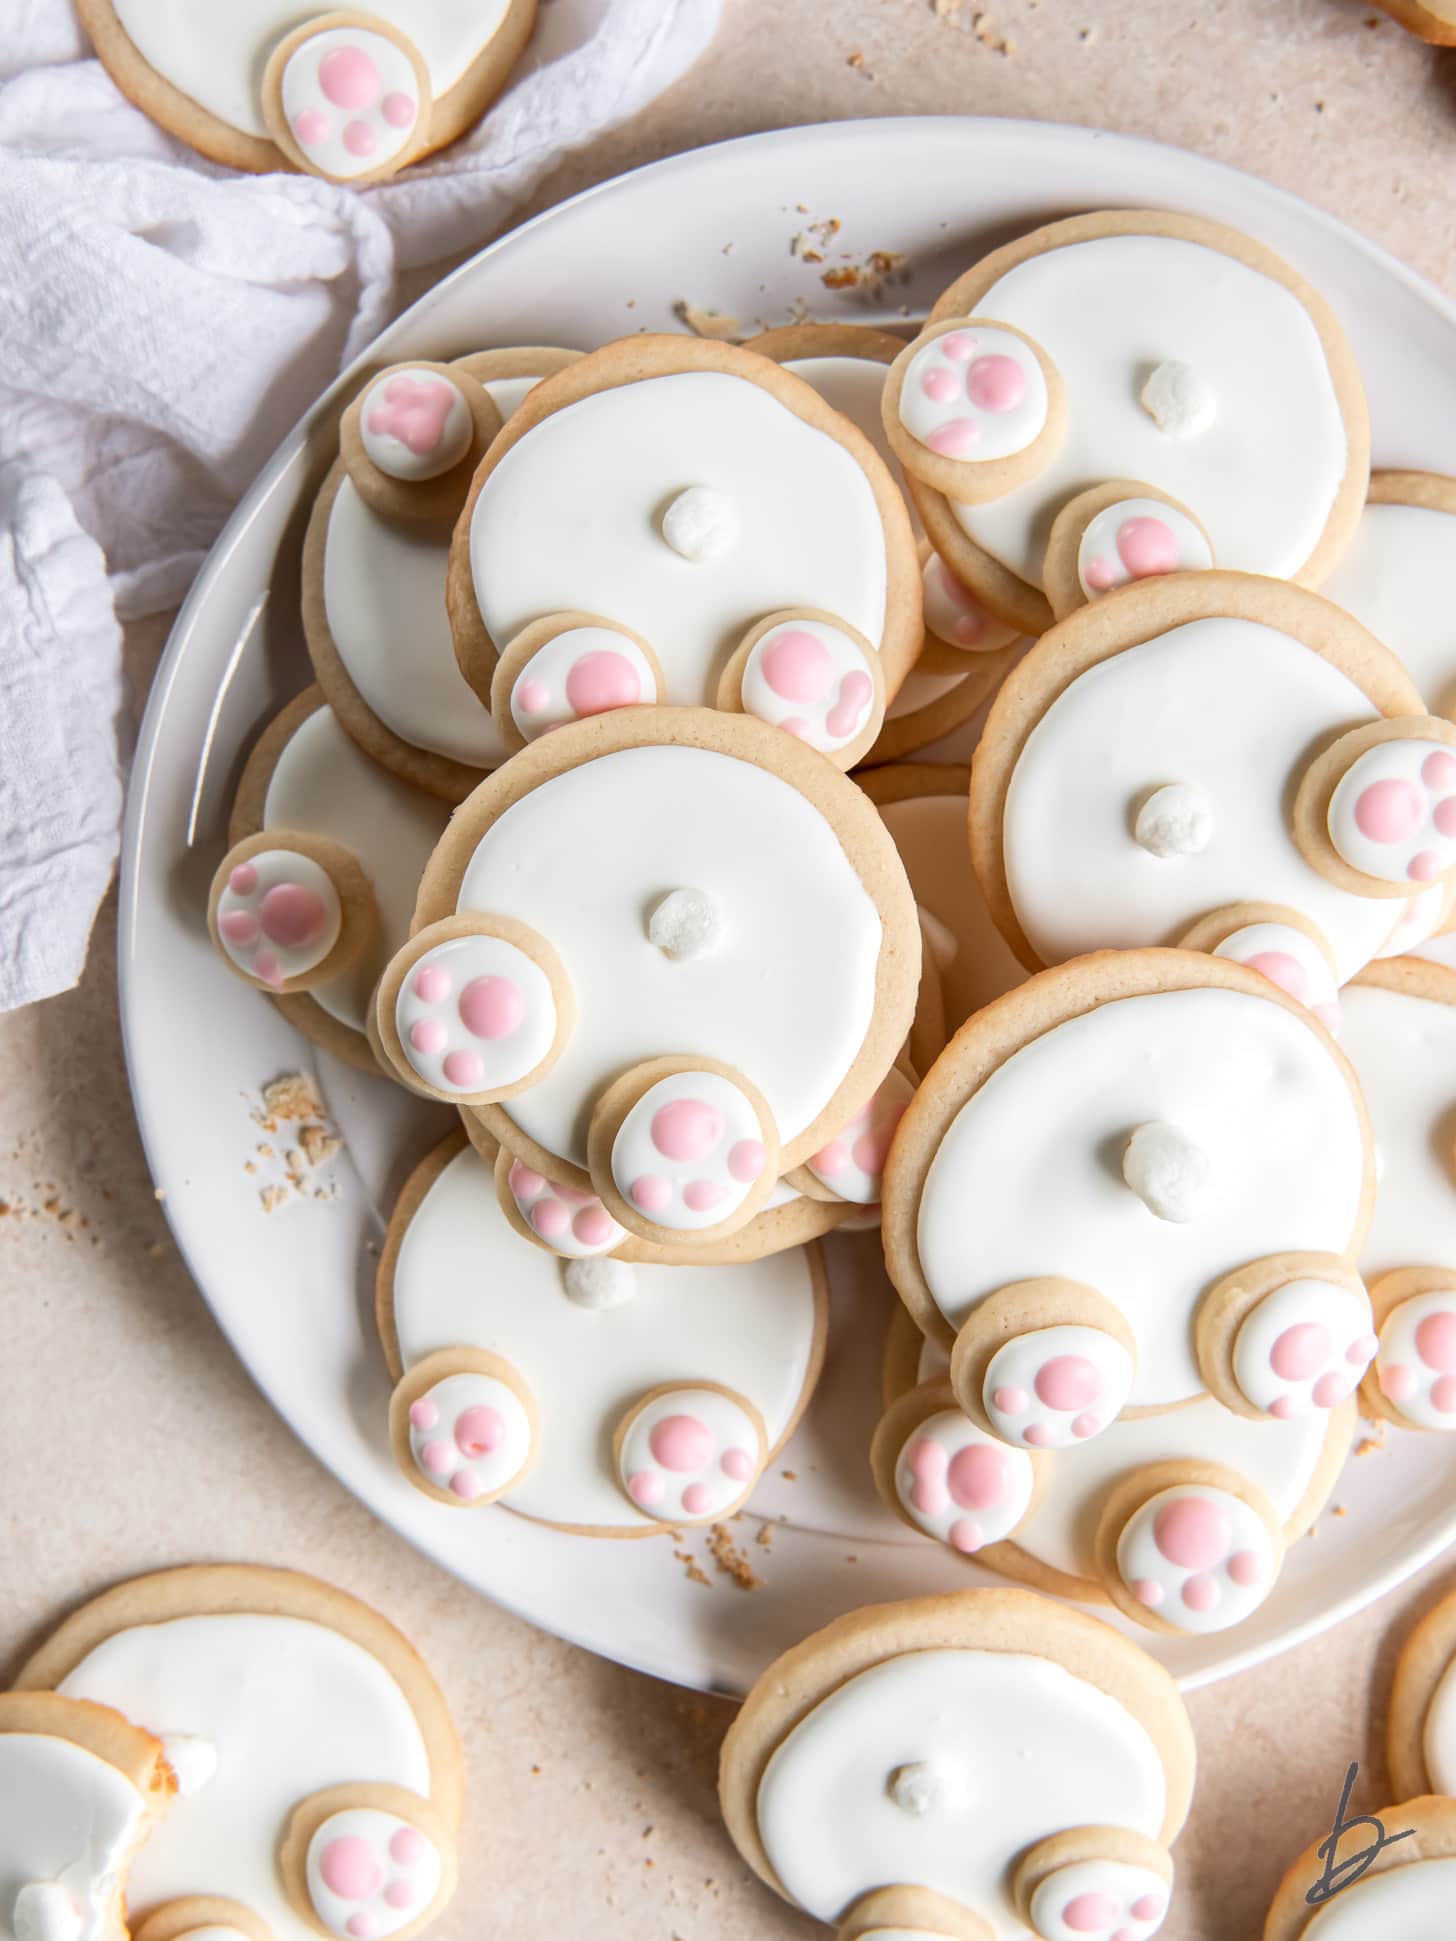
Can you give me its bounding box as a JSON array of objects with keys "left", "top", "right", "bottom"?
[{"left": 0, "top": 0, "right": 720, "bottom": 1008}]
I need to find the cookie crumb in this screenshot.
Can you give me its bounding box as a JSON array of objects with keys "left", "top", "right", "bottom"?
[
  {"left": 931, "top": 0, "right": 965, "bottom": 16},
  {"left": 820, "top": 249, "right": 910, "bottom": 300},
  {"left": 260, "top": 1184, "right": 290, "bottom": 1214},
  {"left": 846, "top": 49, "right": 874, "bottom": 78},
  {"left": 673, "top": 300, "right": 742, "bottom": 342},
  {"left": 755, "top": 1523, "right": 774, "bottom": 1549},
  {"left": 300, "top": 1124, "right": 340, "bottom": 1166},
  {"left": 673, "top": 1549, "right": 711, "bottom": 1587},
  {"left": 1332, "top": 1503, "right": 1347, "bottom": 1517},
  {"left": 261, "top": 1073, "right": 325, "bottom": 1123},
  {"left": 153, "top": 1186, "right": 166, "bottom": 1202},
  {"left": 707, "top": 1523, "right": 764, "bottom": 1590}
]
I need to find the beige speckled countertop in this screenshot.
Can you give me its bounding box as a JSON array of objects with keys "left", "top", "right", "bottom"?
[{"left": 5, "top": 4, "right": 1456, "bottom": 1937}]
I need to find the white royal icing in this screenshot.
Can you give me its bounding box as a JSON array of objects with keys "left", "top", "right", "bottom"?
[
  {"left": 950, "top": 235, "right": 1349, "bottom": 588},
  {"left": 395, "top": 931, "right": 557, "bottom": 1096},
  {"left": 1030, "top": 1857, "right": 1169, "bottom": 1940},
  {"left": 508, "top": 627, "right": 657, "bottom": 742},
  {"left": 1002, "top": 618, "right": 1405, "bottom": 982},
  {"left": 406, "top": 1368, "right": 532, "bottom": 1501},
  {"left": 1231, "top": 1277, "right": 1376, "bottom": 1420},
  {"left": 1423, "top": 1655, "right": 1456, "bottom": 1795},
  {"left": 305, "top": 1805, "right": 442, "bottom": 1940},
  {"left": 782, "top": 355, "right": 899, "bottom": 478},
  {"left": 453, "top": 743, "right": 883, "bottom": 1170},
  {"left": 505, "top": 1156, "right": 625, "bottom": 1258},
  {"left": 160, "top": 1730, "right": 217, "bottom": 1797},
  {"left": 469, "top": 372, "right": 889, "bottom": 707},
  {"left": 561, "top": 1255, "right": 635, "bottom": 1308},
  {"left": 1211, "top": 922, "right": 1342, "bottom": 1034},
  {"left": 922, "top": 550, "right": 1018, "bottom": 653},
  {"left": 894, "top": 1410, "right": 1036, "bottom": 1552},
  {"left": 1321, "top": 499, "right": 1456, "bottom": 720},
  {"left": 807, "top": 1068, "right": 913, "bottom": 1205},
  {"left": 1373, "top": 1289, "right": 1456, "bottom": 1431},
  {"left": 1139, "top": 359, "right": 1216, "bottom": 439},
  {"left": 1302, "top": 1855, "right": 1456, "bottom": 1939},
  {"left": 753, "top": 1649, "right": 1167, "bottom": 1937},
  {"left": 323, "top": 479, "right": 507, "bottom": 769},
  {"left": 1077, "top": 499, "right": 1212, "bottom": 602},
  {"left": 900, "top": 326, "right": 1049, "bottom": 464},
  {"left": 1115, "top": 1482, "right": 1278, "bottom": 1632},
  {"left": 58, "top": 1614, "right": 433, "bottom": 1941},
  {"left": 983, "top": 1324, "right": 1134, "bottom": 1449},
  {"left": 739, "top": 618, "right": 877, "bottom": 754},
  {"left": 111, "top": 0, "right": 511, "bottom": 140},
  {"left": 660, "top": 485, "right": 739, "bottom": 563},
  {"left": 391, "top": 1143, "right": 820, "bottom": 1529},
  {"left": 360, "top": 371, "right": 472, "bottom": 482},
  {"left": 647, "top": 888, "right": 720, "bottom": 963},
  {"left": 1120, "top": 1120, "right": 1212, "bottom": 1224},
  {"left": 1328, "top": 740, "right": 1456, "bottom": 887},
  {"left": 610, "top": 1069, "right": 768, "bottom": 1232},
  {"left": 280, "top": 27, "right": 424, "bottom": 180},
  {"left": 1132, "top": 784, "right": 1213, "bottom": 861},
  {"left": 0, "top": 1735, "right": 146, "bottom": 1941},
  {"left": 1338, "top": 980, "right": 1456, "bottom": 1279},
  {"left": 915, "top": 985, "right": 1368, "bottom": 1405},
  {"left": 1378, "top": 883, "right": 1452, "bottom": 960},
  {"left": 617, "top": 1385, "right": 764, "bottom": 1520},
  {"left": 214, "top": 848, "right": 340, "bottom": 987},
  {"left": 262, "top": 705, "right": 449, "bottom": 1033}
]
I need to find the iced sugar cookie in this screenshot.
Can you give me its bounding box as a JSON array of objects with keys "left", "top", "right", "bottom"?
[
  {"left": 375, "top": 706, "right": 919, "bottom": 1242},
  {"left": 718, "top": 1588, "right": 1194, "bottom": 1941},
  {"left": 1264, "top": 1794, "right": 1456, "bottom": 1941},
  {"left": 1372, "top": 0, "right": 1456, "bottom": 40},
  {"left": 913, "top": 211, "right": 1367, "bottom": 637},
  {"left": 0, "top": 1691, "right": 172, "bottom": 1941},
  {"left": 864, "top": 658, "right": 1013, "bottom": 768},
  {"left": 377, "top": 1131, "right": 827, "bottom": 1533},
  {"left": 1320, "top": 472, "right": 1456, "bottom": 723},
  {"left": 917, "top": 546, "right": 1020, "bottom": 673},
  {"left": 79, "top": 0, "right": 537, "bottom": 180},
  {"left": 1043, "top": 482, "right": 1214, "bottom": 621},
  {"left": 306, "top": 348, "right": 579, "bottom": 800},
  {"left": 208, "top": 689, "right": 449, "bottom": 1072},
  {"left": 869, "top": 1378, "right": 1051, "bottom": 1562},
  {"left": 1092, "top": 1460, "right": 1286, "bottom": 1637},
  {"left": 746, "top": 322, "right": 913, "bottom": 518},
  {"left": 881, "top": 949, "right": 1374, "bottom": 1416},
  {"left": 884, "top": 318, "right": 1067, "bottom": 506},
  {"left": 1389, "top": 1581, "right": 1456, "bottom": 1799},
  {"left": 17, "top": 1567, "right": 461, "bottom": 1941},
  {"left": 971, "top": 573, "right": 1442, "bottom": 982},
  {"left": 447, "top": 336, "right": 921, "bottom": 763}
]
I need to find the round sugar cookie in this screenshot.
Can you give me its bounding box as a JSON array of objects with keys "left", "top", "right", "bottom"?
[
  {"left": 1263, "top": 1794, "right": 1456, "bottom": 1941},
  {"left": 1371, "top": 0, "right": 1456, "bottom": 41},
  {"left": 1092, "top": 1459, "right": 1286, "bottom": 1637},
  {"left": 717, "top": 1588, "right": 1194, "bottom": 1941},
  {"left": 914, "top": 210, "right": 1367, "bottom": 637},
  {"left": 340, "top": 362, "right": 501, "bottom": 527},
  {"left": 864, "top": 653, "right": 1017, "bottom": 767},
  {"left": 884, "top": 316, "right": 1067, "bottom": 505},
  {"left": 1389, "top": 1581, "right": 1456, "bottom": 1799},
  {"left": 376, "top": 1131, "right": 828, "bottom": 1534},
  {"left": 1319, "top": 472, "right": 1456, "bottom": 722},
  {"left": 1043, "top": 480, "right": 1214, "bottom": 621}
]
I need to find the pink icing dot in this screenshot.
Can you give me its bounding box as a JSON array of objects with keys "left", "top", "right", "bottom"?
[
  {"left": 1116, "top": 515, "right": 1180, "bottom": 578},
  {"left": 953, "top": 613, "right": 983, "bottom": 645},
  {"left": 947, "top": 1442, "right": 1008, "bottom": 1510},
  {"left": 721, "top": 1447, "right": 753, "bottom": 1481},
  {"left": 1182, "top": 1573, "right": 1220, "bottom": 1612},
  {"left": 573, "top": 1204, "right": 615, "bottom": 1246},
  {"left": 450, "top": 1469, "right": 486, "bottom": 1501},
  {"left": 1131, "top": 1894, "right": 1166, "bottom": 1922},
  {"left": 391, "top": 1828, "right": 428, "bottom": 1866},
  {"left": 1435, "top": 1376, "right": 1456, "bottom": 1415},
  {"left": 826, "top": 671, "right": 874, "bottom": 742},
  {"left": 966, "top": 352, "right": 1028, "bottom": 413},
  {"left": 516, "top": 680, "right": 549, "bottom": 715},
  {"left": 628, "top": 1470, "right": 664, "bottom": 1507},
  {"left": 346, "top": 1921, "right": 375, "bottom": 1941},
  {"left": 414, "top": 963, "right": 450, "bottom": 1003},
  {"left": 1312, "top": 1371, "right": 1354, "bottom": 1408},
  {"left": 381, "top": 91, "right": 416, "bottom": 129},
  {"left": 1410, "top": 851, "right": 1441, "bottom": 882},
  {"left": 219, "top": 910, "right": 260, "bottom": 948},
  {"left": 1153, "top": 1494, "right": 1230, "bottom": 1570},
  {"left": 459, "top": 975, "right": 524, "bottom": 1041},
  {"left": 1245, "top": 950, "right": 1309, "bottom": 1002},
  {"left": 992, "top": 1385, "right": 1029, "bottom": 1415},
  {"left": 1083, "top": 556, "right": 1117, "bottom": 592},
  {"left": 935, "top": 557, "right": 979, "bottom": 615},
  {"left": 1228, "top": 1550, "right": 1263, "bottom": 1587},
  {"left": 294, "top": 108, "right": 329, "bottom": 147},
  {"left": 531, "top": 1199, "right": 568, "bottom": 1239},
  {"left": 1416, "top": 1311, "right": 1456, "bottom": 1372},
  {"left": 1023, "top": 1425, "right": 1053, "bottom": 1448},
  {"left": 1355, "top": 777, "right": 1423, "bottom": 844},
  {"left": 442, "top": 1049, "right": 483, "bottom": 1088},
  {"left": 509, "top": 1162, "right": 544, "bottom": 1198},
  {"left": 420, "top": 1440, "right": 452, "bottom": 1477},
  {"left": 343, "top": 119, "right": 378, "bottom": 159},
  {"left": 921, "top": 366, "right": 959, "bottom": 404},
  {"left": 566, "top": 649, "right": 641, "bottom": 718},
  {"left": 650, "top": 1413, "right": 714, "bottom": 1471},
  {"left": 228, "top": 862, "right": 258, "bottom": 894},
  {"left": 631, "top": 1175, "right": 670, "bottom": 1213},
  {"left": 1349, "top": 1334, "right": 1379, "bottom": 1365},
  {"left": 728, "top": 1139, "right": 765, "bottom": 1182},
  {"left": 384, "top": 1880, "right": 419, "bottom": 1910},
  {"left": 252, "top": 948, "right": 284, "bottom": 989},
  {"left": 1271, "top": 1322, "right": 1332, "bottom": 1381},
  {"left": 1063, "top": 1893, "right": 1120, "bottom": 1932},
  {"left": 683, "top": 1180, "right": 728, "bottom": 1212},
  {"left": 1433, "top": 797, "right": 1456, "bottom": 838},
  {"left": 455, "top": 1406, "right": 503, "bottom": 1458},
  {"left": 682, "top": 1483, "right": 713, "bottom": 1515},
  {"left": 1134, "top": 1577, "right": 1165, "bottom": 1607},
  {"left": 1380, "top": 1362, "right": 1418, "bottom": 1402},
  {"left": 1270, "top": 1398, "right": 1295, "bottom": 1420},
  {"left": 851, "top": 1129, "right": 892, "bottom": 1176},
  {"left": 1313, "top": 1001, "right": 1344, "bottom": 1035},
  {"left": 1072, "top": 1413, "right": 1101, "bottom": 1439},
  {"left": 940, "top": 331, "right": 976, "bottom": 361},
  {"left": 1034, "top": 1354, "right": 1101, "bottom": 1412},
  {"left": 259, "top": 883, "right": 327, "bottom": 949},
  {"left": 409, "top": 1018, "right": 447, "bottom": 1057},
  {"left": 650, "top": 1097, "right": 722, "bottom": 1162},
  {"left": 761, "top": 628, "right": 832, "bottom": 703},
  {"left": 408, "top": 1398, "right": 438, "bottom": 1431},
  {"left": 318, "top": 44, "right": 380, "bottom": 108},
  {"left": 926, "top": 419, "right": 980, "bottom": 458},
  {"left": 811, "top": 1137, "right": 848, "bottom": 1176},
  {"left": 907, "top": 1438, "right": 947, "bottom": 1482},
  {"left": 949, "top": 1519, "right": 984, "bottom": 1552},
  {"left": 320, "top": 1835, "right": 383, "bottom": 1900},
  {"left": 1425, "top": 752, "right": 1456, "bottom": 789}
]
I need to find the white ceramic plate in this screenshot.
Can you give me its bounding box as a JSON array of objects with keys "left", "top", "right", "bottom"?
[{"left": 120, "top": 116, "right": 1456, "bottom": 1699}]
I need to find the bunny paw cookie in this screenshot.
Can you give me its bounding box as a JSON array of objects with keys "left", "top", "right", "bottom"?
[
  {"left": 1042, "top": 482, "right": 1214, "bottom": 622},
  {"left": 16, "top": 1567, "right": 461, "bottom": 1941},
  {"left": 718, "top": 1588, "right": 1194, "bottom": 1941},
  {"left": 1264, "top": 1794, "right": 1456, "bottom": 1941},
  {"left": 79, "top": 1, "right": 537, "bottom": 180}
]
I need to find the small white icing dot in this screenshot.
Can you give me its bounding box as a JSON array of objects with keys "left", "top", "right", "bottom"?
[
  {"left": 160, "top": 1731, "right": 217, "bottom": 1796},
  {"left": 13, "top": 1884, "right": 82, "bottom": 1941},
  {"left": 562, "top": 1256, "right": 636, "bottom": 1309},
  {"left": 886, "top": 1759, "right": 962, "bottom": 1818},
  {"left": 1122, "top": 1121, "right": 1211, "bottom": 1224},
  {"left": 661, "top": 485, "right": 739, "bottom": 562},
  {"left": 1139, "top": 360, "right": 1217, "bottom": 437},
  {"left": 1134, "top": 782, "right": 1213, "bottom": 858},
  {"left": 648, "top": 887, "right": 721, "bottom": 961}
]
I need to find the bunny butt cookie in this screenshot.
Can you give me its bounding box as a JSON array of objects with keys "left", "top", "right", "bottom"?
[
  {"left": 881, "top": 949, "right": 1374, "bottom": 1419},
  {"left": 0, "top": 1692, "right": 172, "bottom": 1941},
  {"left": 1319, "top": 472, "right": 1456, "bottom": 723},
  {"left": 16, "top": 1567, "right": 461, "bottom": 1941},
  {"left": 79, "top": 1, "right": 538, "bottom": 180},
  {"left": 375, "top": 707, "right": 919, "bottom": 1244},
  {"left": 970, "top": 573, "right": 1448, "bottom": 982},
  {"left": 447, "top": 336, "right": 922, "bottom": 763},
  {"left": 912, "top": 211, "right": 1367, "bottom": 637},
  {"left": 745, "top": 323, "right": 914, "bottom": 523},
  {"left": 718, "top": 1588, "right": 1193, "bottom": 1941},
  {"left": 1264, "top": 1794, "right": 1456, "bottom": 1941},
  {"left": 377, "top": 1131, "right": 827, "bottom": 1532}
]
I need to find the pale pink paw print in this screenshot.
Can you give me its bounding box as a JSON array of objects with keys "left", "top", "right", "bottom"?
[
  {"left": 214, "top": 848, "right": 340, "bottom": 989},
  {"left": 1076, "top": 497, "right": 1212, "bottom": 602},
  {"left": 1115, "top": 1484, "right": 1278, "bottom": 1633},
  {"left": 894, "top": 1410, "right": 1035, "bottom": 1552},
  {"left": 360, "top": 370, "right": 472, "bottom": 483},
  {"left": 406, "top": 1370, "right": 532, "bottom": 1504},
  {"left": 982, "top": 1324, "right": 1134, "bottom": 1450},
  {"left": 1211, "top": 919, "right": 1342, "bottom": 1035},
  {"left": 609, "top": 1071, "right": 771, "bottom": 1232},
  {"left": 1028, "top": 1860, "right": 1170, "bottom": 1941},
  {"left": 506, "top": 1158, "right": 624, "bottom": 1258},
  {"left": 807, "top": 1069, "right": 913, "bottom": 1204},
  {"left": 280, "top": 26, "right": 424, "bottom": 181},
  {"left": 616, "top": 1386, "right": 765, "bottom": 1522},
  {"left": 1232, "top": 1277, "right": 1376, "bottom": 1419},
  {"left": 1375, "top": 1290, "right": 1456, "bottom": 1429},
  {"left": 1328, "top": 741, "right": 1456, "bottom": 886},
  {"left": 740, "top": 618, "right": 878, "bottom": 755},
  {"left": 921, "top": 550, "right": 1017, "bottom": 653},
  {"left": 899, "top": 323, "right": 1048, "bottom": 463},
  {"left": 305, "top": 1807, "right": 443, "bottom": 1939},
  {"left": 506, "top": 626, "right": 658, "bottom": 743},
  {"left": 395, "top": 931, "right": 558, "bottom": 1098}
]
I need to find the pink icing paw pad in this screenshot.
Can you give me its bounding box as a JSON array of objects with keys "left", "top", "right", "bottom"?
[
  {"left": 1232, "top": 1277, "right": 1376, "bottom": 1419},
  {"left": 506, "top": 626, "right": 659, "bottom": 743},
  {"left": 1210, "top": 920, "right": 1342, "bottom": 1034},
  {"left": 982, "top": 1324, "right": 1135, "bottom": 1450},
  {"left": 1115, "top": 1483, "right": 1278, "bottom": 1633},
  {"left": 616, "top": 1385, "right": 766, "bottom": 1522},
  {"left": 277, "top": 25, "right": 427, "bottom": 182},
  {"left": 1029, "top": 1859, "right": 1170, "bottom": 1941},
  {"left": 406, "top": 1370, "right": 533, "bottom": 1504},
  {"left": 1375, "top": 1289, "right": 1456, "bottom": 1429},
  {"left": 361, "top": 370, "right": 472, "bottom": 483},
  {"left": 738, "top": 617, "right": 879, "bottom": 756},
  {"left": 894, "top": 1410, "right": 1036, "bottom": 1553},
  {"left": 922, "top": 550, "right": 1016, "bottom": 653},
  {"left": 1328, "top": 739, "right": 1456, "bottom": 886},
  {"left": 214, "top": 848, "right": 341, "bottom": 989},
  {"left": 506, "top": 1157, "right": 625, "bottom": 1258},
  {"left": 609, "top": 1070, "right": 771, "bottom": 1233},
  {"left": 306, "top": 1806, "right": 444, "bottom": 1939},
  {"left": 1077, "top": 498, "right": 1213, "bottom": 602},
  {"left": 395, "top": 930, "right": 559, "bottom": 1099},
  {"left": 807, "top": 1068, "right": 913, "bottom": 1205},
  {"left": 899, "top": 323, "right": 1049, "bottom": 464}
]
